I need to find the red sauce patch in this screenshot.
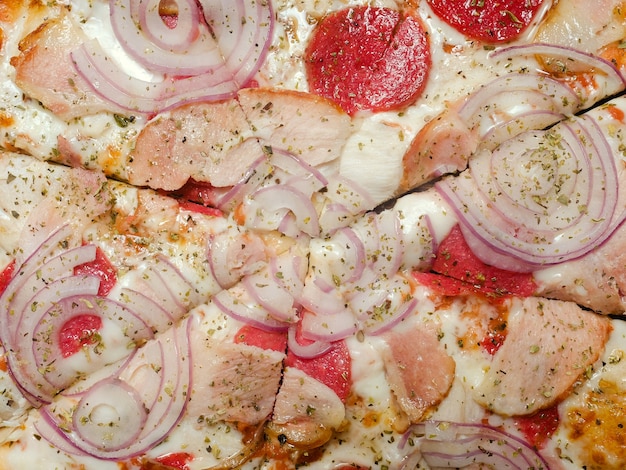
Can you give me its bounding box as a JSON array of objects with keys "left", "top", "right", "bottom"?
[
  {"left": 152, "top": 452, "right": 193, "bottom": 470},
  {"left": 177, "top": 200, "right": 223, "bottom": 217},
  {"left": 74, "top": 245, "right": 117, "bottom": 297},
  {"left": 427, "top": 0, "right": 546, "bottom": 43},
  {"left": 59, "top": 314, "right": 103, "bottom": 358},
  {"left": 234, "top": 324, "right": 287, "bottom": 353},
  {"left": 515, "top": 404, "right": 560, "bottom": 449},
  {"left": 0, "top": 259, "right": 15, "bottom": 297},
  {"left": 166, "top": 178, "right": 221, "bottom": 207},
  {"left": 305, "top": 6, "right": 430, "bottom": 115},
  {"left": 286, "top": 336, "right": 351, "bottom": 402},
  {"left": 432, "top": 225, "right": 537, "bottom": 297}
]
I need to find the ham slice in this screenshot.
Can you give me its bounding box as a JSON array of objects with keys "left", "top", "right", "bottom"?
[
  {"left": 269, "top": 366, "right": 345, "bottom": 448},
  {"left": 186, "top": 331, "right": 284, "bottom": 425},
  {"left": 11, "top": 14, "right": 113, "bottom": 120},
  {"left": 127, "top": 88, "right": 352, "bottom": 191},
  {"left": 473, "top": 296, "right": 612, "bottom": 416},
  {"left": 127, "top": 99, "right": 259, "bottom": 190},
  {"left": 380, "top": 323, "right": 456, "bottom": 423}
]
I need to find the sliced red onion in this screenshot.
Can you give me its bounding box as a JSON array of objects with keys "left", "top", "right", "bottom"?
[
  {"left": 38, "top": 317, "right": 193, "bottom": 459},
  {"left": 207, "top": 228, "right": 268, "bottom": 289},
  {"left": 370, "top": 209, "right": 404, "bottom": 278},
  {"left": 459, "top": 73, "right": 580, "bottom": 123},
  {"left": 73, "top": 0, "right": 273, "bottom": 113},
  {"left": 270, "top": 149, "right": 329, "bottom": 182},
  {"left": 6, "top": 276, "right": 101, "bottom": 405},
  {"left": 480, "top": 109, "right": 565, "bottom": 150},
  {"left": 299, "top": 275, "right": 346, "bottom": 316},
  {"left": 435, "top": 114, "right": 622, "bottom": 271},
  {"left": 138, "top": 0, "right": 202, "bottom": 54},
  {"left": 152, "top": 254, "right": 201, "bottom": 309},
  {"left": 215, "top": 156, "right": 273, "bottom": 212},
  {"left": 201, "top": 0, "right": 274, "bottom": 86},
  {"left": 213, "top": 284, "right": 290, "bottom": 332},
  {"left": 242, "top": 268, "right": 299, "bottom": 324},
  {"left": 138, "top": 263, "right": 191, "bottom": 318},
  {"left": 349, "top": 274, "right": 414, "bottom": 335},
  {"left": 319, "top": 176, "right": 376, "bottom": 234},
  {"left": 407, "top": 421, "right": 549, "bottom": 470},
  {"left": 269, "top": 252, "right": 306, "bottom": 301},
  {"left": 243, "top": 184, "right": 321, "bottom": 237},
  {"left": 72, "top": 378, "right": 147, "bottom": 451},
  {"left": 269, "top": 150, "right": 329, "bottom": 197},
  {"left": 12, "top": 223, "right": 76, "bottom": 278},
  {"left": 491, "top": 42, "right": 626, "bottom": 91},
  {"left": 287, "top": 326, "right": 332, "bottom": 359},
  {"left": 114, "top": 287, "right": 175, "bottom": 333},
  {"left": 299, "top": 307, "right": 357, "bottom": 342},
  {"left": 110, "top": 0, "right": 222, "bottom": 75},
  {"left": 32, "top": 294, "right": 154, "bottom": 391},
  {"left": 71, "top": 40, "right": 237, "bottom": 114}
]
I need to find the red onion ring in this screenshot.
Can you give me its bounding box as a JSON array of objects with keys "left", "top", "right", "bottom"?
[
  {"left": 213, "top": 284, "right": 290, "bottom": 332},
  {"left": 243, "top": 184, "right": 321, "bottom": 237},
  {"left": 287, "top": 326, "right": 332, "bottom": 359},
  {"left": 32, "top": 294, "right": 154, "bottom": 391},
  {"left": 436, "top": 114, "right": 623, "bottom": 271},
  {"left": 299, "top": 307, "right": 357, "bottom": 342},
  {"left": 73, "top": 0, "right": 274, "bottom": 114},
  {"left": 407, "top": 421, "right": 549, "bottom": 470},
  {"left": 38, "top": 317, "right": 193, "bottom": 459},
  {"left": 242, "top": 268, "right": 299, "bottom": 324},
  {"left": 215, "top": 156, "right": 273, "bottom": 212},
  {"left": 491, "top": 42, "right": 626, "bottom": 89}
]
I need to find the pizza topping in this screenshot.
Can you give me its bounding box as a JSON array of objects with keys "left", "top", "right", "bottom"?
[
  {"left": 235, "top": 324, "right": 288, "bottom": 353},
  {"left": 270, "top": 366, "right": 346, "bottom": 448},
  {"left": 473, "top": 296, "right": 612, "bottom": 416},
  {"left": 126, "top": 88, "right": 351, "bottom": 194},
  {"left": 36, "top": 316, "right": 192, "bottom": 459},
  {"left": 380, "top": 324, "right": 455, "bottom": 423},
  {"left": 514, "top": 404, "right": 560, "bottom": 449},
  {"left": 74, "top": 245, "right": 117, "bottom": 296},
  {"left": 151, "top": 452, "right": 194, "bottom": 470},
  {"left": 406, "top": 421, "right": 549, "bottom": 469},
  {"left": 285, "top": 338, "right": 352, "bottom": 402},
  {"left": 432, "top": 224, "right": 537, "bottom": 297},
  {"left": 186, "top": 336, "right": 284, "bottom": 425},
  {"left": 426, "top": 0, "right": 547, "bottom": 43},
  {"left": 401, "top": 42, "right": 626, "bottom": 192},
  {"left": 58, "top": 314, "right": 103, "bottom": 358},
  {"left": 71, "top": 0, "right": 274, "bottom": 114},
  {"left": 0, "top": 259, "right": 15, "bottom": 297},
  {"left": 305, "top": 6, "right": 431, "bottom": 115},
  {"left": 436, "top": 114, "right": 623, "bottom": 272}
]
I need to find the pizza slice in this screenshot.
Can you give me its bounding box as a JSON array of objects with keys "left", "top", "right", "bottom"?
[
  {"left": 0, "top": 149, "right": 294, "bottom": 429},
  {"left": 2, "top": 0, "right": 626, "bottom": 214}
]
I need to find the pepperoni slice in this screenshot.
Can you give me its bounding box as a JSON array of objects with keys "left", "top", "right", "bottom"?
[
  {"left": 59, "top": 314, "right": 103, "bottom": 358},
  {"left": 427, "top": 0, "right": 546, "bottom": 43},
  {"left": 432, "top": 225, "right": 537, "bottom": 297},
  {"left": 234, "top": 324, "right": 288, "bottom": 353},
  {"left": 305, "top": 6, "right": 431, "bottom": 115},
  {"left": 285, "top": 338, "right": 351, "bottom": 402},
  {"left": 514, "top": 405, "right": 560, "bottom": 449},
  {"left": 74, "top": 245, "right": 117, "bottom": 297}
]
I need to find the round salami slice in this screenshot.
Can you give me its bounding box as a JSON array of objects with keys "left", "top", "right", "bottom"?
[
  {"left": 305, "top": 6, "right": 431, "bottom": 115},
  {"left": 427, "top": 0, "right": 546, "bottom": 42}
]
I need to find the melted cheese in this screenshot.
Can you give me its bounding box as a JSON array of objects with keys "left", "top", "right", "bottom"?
[{"left": 0, "top": 0, "right": 623, "bottom": 469}]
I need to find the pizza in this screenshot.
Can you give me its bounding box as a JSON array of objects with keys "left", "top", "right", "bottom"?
[{"left": 0, "top": 0, "right": 626, "bottom": 469}]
